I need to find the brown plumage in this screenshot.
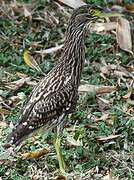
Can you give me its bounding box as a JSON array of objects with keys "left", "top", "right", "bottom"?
[{"left": 7, "top": 5, "right": 113, "bottom": 146}]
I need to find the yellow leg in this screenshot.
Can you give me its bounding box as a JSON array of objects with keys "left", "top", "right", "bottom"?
[{"left": 54, "top": 134, "right": 65, "bottom": 174}]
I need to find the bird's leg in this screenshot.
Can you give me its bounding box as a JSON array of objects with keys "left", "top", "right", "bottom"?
[{"left": 54, "top": 124, "right": 65, "bottom": 174}]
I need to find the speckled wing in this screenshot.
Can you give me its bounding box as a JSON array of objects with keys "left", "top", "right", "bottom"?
[{"left": 7, "top": 80, "right": 78, "bottom": 145}]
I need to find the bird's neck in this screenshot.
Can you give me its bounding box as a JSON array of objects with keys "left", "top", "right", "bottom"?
[{"left": 62, "top": 24, "right": 87, "bottom": 85}]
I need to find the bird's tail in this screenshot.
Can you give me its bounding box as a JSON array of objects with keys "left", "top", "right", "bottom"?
[{"left": 7, "top": 122, "right": 33, "bottom": 146}]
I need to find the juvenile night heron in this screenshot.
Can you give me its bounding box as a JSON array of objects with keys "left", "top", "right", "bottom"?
[{"left": 7, "top": 5, "right": 121, "bottom": 173}]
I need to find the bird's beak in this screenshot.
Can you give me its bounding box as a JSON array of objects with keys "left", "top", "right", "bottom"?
[{"left": 99, "top": 10, "right": 123, "bottom": 18}]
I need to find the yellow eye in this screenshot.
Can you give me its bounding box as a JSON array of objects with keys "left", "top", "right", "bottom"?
[
  {"left": 89, "top": 9, "right": 101, "bottom": 17},
  {"left": 89, "top": 9, "right": 95, "bottom": 15}
]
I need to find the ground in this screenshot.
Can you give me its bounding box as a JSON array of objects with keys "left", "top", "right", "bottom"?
[{"left": 0, "top": 0, "right": 134, "bottom": 179}]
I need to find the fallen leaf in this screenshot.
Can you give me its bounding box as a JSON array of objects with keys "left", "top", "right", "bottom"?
[
  {"left": 122, "top": 91, "right": 132, "bottom": 99},
  {"left": 97, "top": 97, "right": 111, "bottom": 111},
  {"left": 0, "top": 151, "right": 13, "bottom": 161},
  {"left": 111, "top": 5, "right": 124, "bottom": 13},
  {"left": 102, "top": 172, "right": 114, "bottom": 180},
  {"left": 125, "top": 3, "right": 134, "bottom": 12},
  {"left": 0, "top": 121, "right": 7, "bottom": 137},
  {"left": 21, "top": 148, "right": 50, "bottom": 159},
  {"left": 67, "top": 134, "right": 82, "bottom": 146},
  {"left": 10, "top": 1, "right": 23, "bottom": 16},
  {"left": 9, "top": 92, "right": 26, "bottom": 106},
  {"left": 127, "top": 99, "right": 134, "bottom": 105},
  {"left": 115, "top": 70, "right": 127, "bottom": 77},
  {"left": 3, "top": 77, "right": 33, "bottom": 91},
  {"left": 78, "top": 84, "right": 118, "bottom": 94},
  {"left": 23, "top": 50, "right": 42, "bottom": 72},
  {"left": 35, "top": 44, "right": 63, "bottom": 54},
  {"left": 97, "top": 134, "right": 121, "bottom": 141},
  {"left": 0, "top": 121, "right": 7, "bottom": 128},
  {"left": 31, "top": 42, "right": 43, "bottom": 48},
  {"left": 84, "top": 125, "right": 99, "bottom": 130},
  {"left": 116, "top": 17, "right": 133, "bottom": 54},
  {"left": 100, "top": 64, "right": 134, "bottom": 88},
  {"left": 23, "top": 5, "right": 32, "bottom": 21},
  {"left": 0, "top": 109, "right": 11, "bottom": 115},
  {"left": 56, "top": 175, "right": 67, "bottom": 180},
  {"left": 91, "top": 22, "right": 117, "bottom": 32},
  {"left": 57, "top": 0, "right": 86, "bottom": 8},
  {"left": 100, "top": 65, "right": 111, "bottom": 76},
  {"left": 0, "top": 147, "right": 14, "bottom": 161},
  {"left": 97, "top": 113, "right": 109, "bottom": 121},
  {"left": 16, "top": 72, "right": 28, "bottom": 78},
  {"left": 122, "top": 65, "right": 134, "bottom": 73}
]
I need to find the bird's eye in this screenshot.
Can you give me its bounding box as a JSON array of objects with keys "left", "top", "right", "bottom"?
[
  {"left": 89, "top": 9, "right": 101, "bottom": 17},
  {"left": 89, "top": 9, "right": 95, "bottom": 15}
]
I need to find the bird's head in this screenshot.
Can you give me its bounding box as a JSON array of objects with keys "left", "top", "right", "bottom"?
[{"left": 70, "top": 5, "right": 122, "bottom": 26}]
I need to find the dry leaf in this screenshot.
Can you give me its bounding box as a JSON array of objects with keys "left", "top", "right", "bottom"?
[
  {"left": 23, "top": 5, "right": 32, "bottom": 21},
  {"left": 78, "top": 84, "right": 118, "bottom": 94},
  {"left": 100, "top": 65, "right": 112, "bottom": 76},
  {"left": 91, "top": 22, "right": 117, "bottom": 32},
  {"left": 97, "top": 134, "right": 121, "bottom": 141},
  {"left": 16, "top": 72, "right": 28, "bottom": 79},
  {"left": 122, "top": 65, "right": 134, "bottom": 73},
  {"left": 127, "top": 99, "right": 134, "bottom": 105},
  {"left": 23, "top": 50, "right": 42, "bottom": 72},
  {"left": 0, "top": 109, "right": 11, "bottom": 115},
  {"left": 116, "top": 17, "right": 133, "bottom": 54},
  {"left": 95, "top": 113, "right": 115, "bottom": 126},
  {"left": 56, "top": 175, "right": 67, "bottom": 180},
  {"left": 31, "top": 42, "right": 43, "bottom": 48},
  {"left": 16, "top": 72, "right": 28, "bottom": 78},
  {"left": 10, "top": 1, "right": 23, "bottom": 16},
  {"left": 0, "top": 121, "right": 7, "bottom": 128},
  {"left": 23, "top": 6, "right": 31, "bottom": 17},
  {"left": 111, "top": 5, "right": 124, "bottom": 13},
  {"left": 102, "top": 172, "right": 114, "bottom": 180},
  {"left": 100, "top": 113, "right": 109, "bottom": 121},
  {"left": 97, "top": 97, "right": 111, "bottom": 111},
  {"left": 0, "top": 121, "right": 7, "bottom": 137},
  {"left": 100, "top": 64, "right": 134, "bottom": 88},
  {"left": 84, "top": 125, "right": 99, "bottom": 130},
  {"left": 4, "top": 77, "right": 32, "bottom": 90},
  {"left": 67, "top": 134, "right": 82, "bottom": 146},
  {"left": 9, "top": 93, "right": 25, "bottom": 106},
  {"left": 21, "top": 148, "right": 50, "bottom": 159},
  {"left": 126, "top": 3, "right": 134, "bottom": 13},
  {"left": 57, "top": 0, "right": 86, "bottom": 8},
  {"left": 97, "top": 113, "right": 109, "bottom": 121},
  {"left": 122, "top": 91, "right": 132, "bottom": 99},
  {"left": 35, "top": 44, "right": 63, "bottom": 54}
]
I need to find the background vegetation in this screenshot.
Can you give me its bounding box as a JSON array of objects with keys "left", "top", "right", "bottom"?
[{"left": 0, "top": 0, "right": 134, "bottom": 179}]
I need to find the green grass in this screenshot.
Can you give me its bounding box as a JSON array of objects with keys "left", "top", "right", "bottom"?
[{"left": 0, "top": 0, "right": 134, "bottom": 179}]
